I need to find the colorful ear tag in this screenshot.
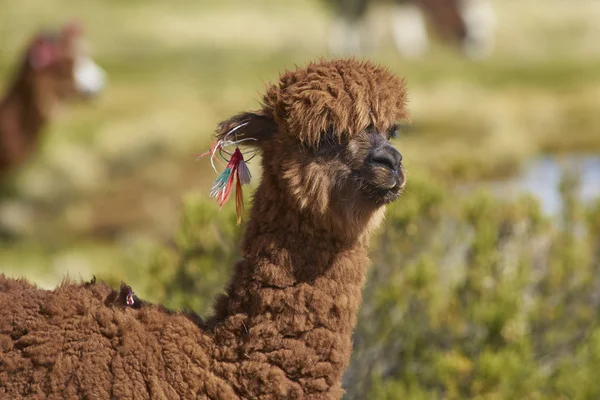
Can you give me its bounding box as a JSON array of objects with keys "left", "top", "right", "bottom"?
[
  {"left": 126, "top": 287, "right": 135, "bottom": 306},
  {"left": 29, "top": 38, "right": 60, "bottom": 69},
  {"left": 195, "top": 122, "right": 257, "bottom": 224}
]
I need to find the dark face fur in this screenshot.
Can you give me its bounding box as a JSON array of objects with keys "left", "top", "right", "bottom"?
[
  {"left": 344, "top": 124, "right": 405, "bottom": 206},
  {"left": 274, "top": 123, "right": 405, "bottom": 218}
]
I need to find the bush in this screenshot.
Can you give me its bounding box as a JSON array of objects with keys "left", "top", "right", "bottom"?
[
  {"left": 345, "top": 172, "right": 600, "bottom": 399},
  {"left": 143, "top": 193, "right": 242, "bottom": 315},
  {"left": 141, "top": 172, "right": 600, "bottom": 399}
]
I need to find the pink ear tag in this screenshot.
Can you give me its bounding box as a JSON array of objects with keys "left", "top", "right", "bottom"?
[{"left": 29, "top": 40, "right": 58, "bottom": 69}]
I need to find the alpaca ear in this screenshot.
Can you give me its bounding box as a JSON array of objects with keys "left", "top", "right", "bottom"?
[
  {"left": 62, "top": 20, "right": 83, "bottom": 38},
  {"left": 215, "top": 111, "right": 277, "bottom": 147}
]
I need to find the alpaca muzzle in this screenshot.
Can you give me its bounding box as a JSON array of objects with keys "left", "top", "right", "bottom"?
[{"left": 368, "top": 144, "right": 404, "bottom": 191}]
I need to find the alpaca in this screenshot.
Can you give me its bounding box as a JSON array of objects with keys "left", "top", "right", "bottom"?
[
  {"left": 0, "top": 58, "right": 407, "bottom": 399},
  {"left": 0, "top": 21, "right": 106, "bottom": 178},
  {"left": 328, "top": 0, "right": 496, "bottom": 59}
]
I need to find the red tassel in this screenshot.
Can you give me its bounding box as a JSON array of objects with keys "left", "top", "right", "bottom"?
[{"left": 218, "top": 148, "right": 243, "bottom": 207}]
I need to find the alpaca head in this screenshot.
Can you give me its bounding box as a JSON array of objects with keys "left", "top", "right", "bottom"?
[
  {"left": 23, "top": 20, "right": 106, "bottom": 105},
  {"left": 216, "top": 59, "right": 408, "bottom": 236}
]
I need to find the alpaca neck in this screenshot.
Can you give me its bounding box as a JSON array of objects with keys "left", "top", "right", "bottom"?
[
  {"left": 0, "top": 66, "right": 47, "bottom": 172},
  {"left": 210, "top": 170, "right": 375, "bottom": 397},
  {"left": 217, "top": 170, "right": 372, "bottom": 323}
]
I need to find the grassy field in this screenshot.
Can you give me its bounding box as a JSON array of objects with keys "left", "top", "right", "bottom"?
[{"left": 1, "top": 0, "right": 600, "bottom": 291}]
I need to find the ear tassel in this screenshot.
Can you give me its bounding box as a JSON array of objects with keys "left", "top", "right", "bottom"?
[
  {"left": 209, "top": 168, "right": 231, "bottom": 199},
  {"left": 235, "top": 178, "right": 244, "bottom": 224},
  {"left": 197, "top": 132, "right": 255, "bottom": 224},
  {"left": 237, "top": 157, "right": 252, "bottom": 185}
]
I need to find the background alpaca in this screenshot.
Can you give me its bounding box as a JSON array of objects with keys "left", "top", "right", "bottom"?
[
  {"left": 0, "top": 59, "right": 407, "bottom": 399},
  {"left": 328, "top": 0, "right": 496, "bottom": 59},
  {"left": 0, "top": 21, "right": 106, "bottom": 179}
]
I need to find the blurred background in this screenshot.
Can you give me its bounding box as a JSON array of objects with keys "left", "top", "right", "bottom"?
[{"left": 1, "top": 0, "right": 600, "bottom": 398}]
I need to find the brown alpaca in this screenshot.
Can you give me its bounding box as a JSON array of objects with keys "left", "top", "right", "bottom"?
[
  {"left": 0, "top": 59, "right": 407, "bottom": 399},
  {"left": 0, "top": 21, "right": 105, "bottom": 178},
  {"left": 328, "top": 0, "right": 496, "bottom": 59}
]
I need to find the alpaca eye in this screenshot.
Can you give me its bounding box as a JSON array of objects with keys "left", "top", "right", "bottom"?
[
  {"left": 388, "top": 124, "right": 399, "bottom": 140},
  {"left": 319, "top": 127, "right": 334, "bottom": 146}
]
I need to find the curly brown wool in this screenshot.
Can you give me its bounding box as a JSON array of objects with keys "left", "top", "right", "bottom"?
[{"left": 0, "top": 58, "right": 408, "bottom": 399}]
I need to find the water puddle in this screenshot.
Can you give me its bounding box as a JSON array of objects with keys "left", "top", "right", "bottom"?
[{"left": 484, "top": 154, "right": 600, "bottom": 215}]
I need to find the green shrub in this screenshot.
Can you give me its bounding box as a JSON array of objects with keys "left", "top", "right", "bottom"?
[
  {"left": 143, "top": 193, "right": 242, "bottom": 315},
  {"left": 345, "top": 172, "right": 600, "bottom": 399},
  {"left": 143, "top": 172, "right": 600, "bottom": 399}
]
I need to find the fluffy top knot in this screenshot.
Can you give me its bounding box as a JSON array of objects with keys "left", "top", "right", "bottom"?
[{"left": 261, "top": 58, "right": 408, "bottom": 147}]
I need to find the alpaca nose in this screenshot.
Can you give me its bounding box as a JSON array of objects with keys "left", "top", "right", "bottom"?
[{"left": 369, "top": 145, "right": 402, "bottom": 172}]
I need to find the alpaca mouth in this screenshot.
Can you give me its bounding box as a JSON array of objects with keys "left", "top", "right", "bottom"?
[
  {"left": 367, "top": 183, "right": 403, "bottom": 205},
  {"left": 373, "top": 166, "right": 401, "bottom": 189},
  {"left": 369, "top": 164, "right": 405, "bottom": 189},
  {"left": 361, "top": 167, "right": 405, "bottom": 205}
]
